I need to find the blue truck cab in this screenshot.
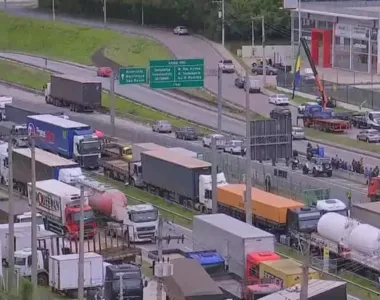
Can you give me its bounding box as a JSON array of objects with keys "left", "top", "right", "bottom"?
[{"left": 26, "top": 114, "right": 101, "bottom": 169}]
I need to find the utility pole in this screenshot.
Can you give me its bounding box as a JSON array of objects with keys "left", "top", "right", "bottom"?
[
  {"left": 212, "top": 0, "right": 225, "bottom": 46},
  {"left": 30, "top": 138, "right": 38, "bottom": 296},
  {"left": 4, "top": 0, "right": 6, "bottom": 10},
  {"left": 251, "top": 18, "right": 255, "bottom": 49},
  {"left": 141, "top": 0, "right": 144, "bottom": 26},
  {"left": 110, "top": 72, "right": 116, "bottom": 137},
  {"left": 217, "top": 65, "right": 222, "bottom": 133},
  {"left": 103, "top": 0, "right": 107, "bottom": 27},
  {"left": 119, "top": 274, "right": 123, "bottom": 300},
  {"left": 7, "top": 135, "right": 14, "bottom": 291},
  {"left": 155, "top": 215, "right": 183, "bottom": 300},
  {"left": 211, "top": 137, "right": 218, "bottom": 214},
  {"left": 78, "top": 185, "right": 85, "bottom": 300},
  {"left": 52, "top": 0, "right": 55, "bottom": 21},
  {"left": 300, "top": 239, "right": 310, "bottom": 300},
  {"left": 245, "top": 74, "right": 252, "bottom": 225},
  {"left": 261, "top": 16, "right": 266, "bottom": 86},
  {"left": 298, "top": 0, "right": 302, "bottom": 43}
]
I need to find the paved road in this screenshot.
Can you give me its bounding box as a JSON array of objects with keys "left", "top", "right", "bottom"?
[
  {"left": 1, "top": 52, "right": 379, "bottom": 172},
  {"left": 0, "top": 84, "right": 369, "bottom": 207}
]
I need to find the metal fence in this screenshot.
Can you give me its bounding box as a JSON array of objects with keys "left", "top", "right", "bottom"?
[{"left": 277, "top": 72, "right": 380, "bottom": 110}]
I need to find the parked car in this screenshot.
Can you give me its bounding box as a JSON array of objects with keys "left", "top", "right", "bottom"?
[
  {"left": 152, "top": 120, "right": 172, "bottom": 133},
  {"left": 97, "top": 67, "right": 112, "bottom": 77},
  {"left": 297, "top": 102, "right": 320, "bottom": 114},
  {"left": 173, "top": 26, "right": 189, "bottom": 35},
  {"left": 218, "top": 60, "right": 235, "bottom": 73},
  {"left": 270, "top": 107, "right": 291, "bottom": 119},
  {"left": 224, "top": 139, "right": 243, "bottom": 155},
  {"left": 268, "top": 94, "right": 289, "bottom": 106},
  {"left": 252, "top": 65, "right": 278, "bottom": 75},
  {"left": 292, "top": 126, "right": 305, "bottom": 140},
  {"left": 273, "top": 63, "right": 292, "bottom": 73},
  {"left": 356, "top": 129, "right": 380, "bottom": 143},
  {"left": 234, "top": 76, "right": 245, "bottom": 89},
  {"left": 202, "top": 133, "right": 226, "bottom": 149},
  {"left": 175, "top": 127, "right": 198, "bottom": 140}
]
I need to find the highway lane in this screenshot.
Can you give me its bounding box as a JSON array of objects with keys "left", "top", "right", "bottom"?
[
  {"left": 0, "top": 84, "right": 368, "bottom": 206},
  {"left": 1, "top": 52, "right": 379, "bottom": 170}
]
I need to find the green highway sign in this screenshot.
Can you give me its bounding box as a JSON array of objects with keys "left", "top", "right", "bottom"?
[
  {"left": 119, "top": 67, "right": 147, "bottom": 85},
  {"left": 149, "top": 59, "right": 204, "bottom": 89}
]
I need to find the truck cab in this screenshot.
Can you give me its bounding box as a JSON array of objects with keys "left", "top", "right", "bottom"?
[
  {"left": 63, "top": 202, "right": 96, "bottom": 239},
  {"left": 312, "top": 199, "right": 348, "bottom": 216},
  {"left": 368, "top": 177, "right": 380, "bottom": 202},
  {"left": 16, "top": 212, "right": 45, "bottom": 231},
  {"left": 109, "top": 204, "right": 158, "bottom": 243},
  {"left": 365, "top": 111, "right": 380, "bottom": 129},
  {"left": 103, "top": 264, "right": 147, "bottom": 300},
  {"left": 14, "top": 247, "right": 49, "bottom": 286},
  {"left": 286, "top": 207, "right": 321, "bottom": 233},
  {"left": 245, "top": 284, "right": 282, "bottom": 300},
  {"left": 0, "top": 151, "right": 8, "bottom": 186},
  {"left": 199, "top": 173, "right": 228, "bottom": 213},
  {"left": 245, "top": 252, "right": 281, "bottom": 284},
  {"left": 73, "top": 132, "right": 101, "bottom": 169}
]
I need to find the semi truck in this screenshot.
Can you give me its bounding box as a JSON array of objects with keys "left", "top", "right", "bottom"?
[
  {"left": 141, "top": 149, "right": 227, "bottom": 212},
  {"left": 49, "top": 252, "right": 103, "bottom": 296},
  {"left": 27, "top": 179, "right": 97, "bottom": 239},
  {"left": 44, "top": 74, "right": 101, "bottom": 112},
  {"left": 0, "top": 121, "right": 28, "bottom": 147},
  {"left": 12, "top": 148, "right": 80, "bottom": 195},
  {"left": 27, "top": 114, "right": 101, "bottom": 169},
  {"left": 5, "top": 98, "right": 66, "bottom": 124},
  {"left": 77, "top": 177, "right": 158, "bottom": 242}
]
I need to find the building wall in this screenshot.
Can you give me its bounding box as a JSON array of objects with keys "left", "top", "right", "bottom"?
[{"left": 291, "top": 11, "right": 378, "bottom": 74}]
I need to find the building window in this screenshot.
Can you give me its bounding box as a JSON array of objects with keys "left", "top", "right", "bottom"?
[
  {"left": 334, "top": 36, "right": 350, "bottom": 70},
  {"left": 352, "top": 39, "right": 369, "bottom": 72}
]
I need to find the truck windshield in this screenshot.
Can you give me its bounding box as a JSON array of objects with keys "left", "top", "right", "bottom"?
[
  {"left": 299, "top": 219, "right": 318, "bottom": 231},
  {"left": 113, "top": 279, "right": 141, "bottom": 290},
  {"left": 79, "top": 141, "right": 101, "bottom": 154},
  {"left": 72, "top": 210, "right": 94, "bottom": 222},
  {"left": 332, "top": 209, "right": 348, "bottom": 216},
  {"left": 131, "top": 210, "right": 158, "bottom": 223},
  {"left": 15, "top": 128, "right": 28, "bottom": 136},
  {"left": 14, "top": 257, "right": 26, "bottom": 266}
]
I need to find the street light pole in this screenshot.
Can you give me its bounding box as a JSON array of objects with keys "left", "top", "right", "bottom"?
[
  {"left": 103, "top": 0, "right": 107, "bottom": 28},
  {"left": 52, "top": 0, "right": 55, "bottom": 21}
]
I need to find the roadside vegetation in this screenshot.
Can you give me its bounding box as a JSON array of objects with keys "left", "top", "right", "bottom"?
[{"left": 0, "top": 11, "right": 171, "bottom": 66}]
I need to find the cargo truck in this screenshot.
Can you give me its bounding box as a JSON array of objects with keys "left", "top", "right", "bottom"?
[
  {"left": 27, "top": 114, "right": 101, "bottom": 169},
  {"left": 216, "top": 184, "right": 323, "bottom": 234},
  {"left": 0, "top": 121, "right": 28, "bottom": 147},
  {"left": 12, "top": 148, "right": 79, "bottom": 195},
  {"left": 27, "top": 179, "right": 97, "bottom": 239},
  {"left": 259, "top": 259, "right": 319, "bottom": 288},
  {"left": 351, "top": 202, "right": 380, "bottom": 229},
  {"left": 102, "top": 263, "right": 147, "bottom": 300},
  {"left": 131, "top": 143, "right": 167, "bottom": 161},
  {"left": 260, "top": 279, "right": 347, "bottom": 300},
  {"left": 44, "top": 74, "right": 101, "bottom": 112},
  {"left": 141, "top": 149, "right": 226, "bottom": 212},
  {"left": 5, "top": 98, "right": 66, "bottom": 124},
  {"left": 101, "top": 137, "right": 132, "bottom": 160},
  {"left": 49, "top": 253, "right": 103, "bottom": 296},
  {"left": 77, "top": 177, "right": 158, "bottom": 242}
]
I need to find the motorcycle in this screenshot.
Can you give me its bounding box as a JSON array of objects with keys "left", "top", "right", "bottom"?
[{"left": 291, "top": 157, "right": 300, "bottom": 170}]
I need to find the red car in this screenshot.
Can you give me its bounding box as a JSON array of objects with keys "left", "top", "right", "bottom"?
[{"left": 97, "top": 67, "right": 112, "bottom": 77}]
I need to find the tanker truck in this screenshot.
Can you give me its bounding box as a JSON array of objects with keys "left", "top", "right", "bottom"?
[{"left": 78, "top": 178, "right": 158, "bottom": 243}]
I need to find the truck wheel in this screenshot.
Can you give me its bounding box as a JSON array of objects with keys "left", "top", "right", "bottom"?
[
  {"left": 327, "top": 171, "right": 332, "bottom": 177},
  {"left": 37, "top": 273, "right": 49, "bottom": 286},
  {"left": 124, "top": 231, "right": 130, "bottom": 243},
  {"left": 312, "top": 168, "right": 318, "bottom": 177}
]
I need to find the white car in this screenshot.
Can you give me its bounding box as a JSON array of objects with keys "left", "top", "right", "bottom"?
[
  {"left": 297, "top": 102, "right": 319, "bottom": 114},
  {"left": 224, "top": 139, "right": 243, "bottom": 154},
  {"left": 292, "top": 126, "right": 305, "bottom": 140},
  {"left": 218, "top": 60, "right": 235, "bottom": 73},
  {"left": 202, "top": 134, "right": 226, "bottom": 149},
  {"left": 173, "top": 26, "right": 188, "bottom": 35},
  {"left": 268, "top": 94, "right": 289, "bottom": 106}
]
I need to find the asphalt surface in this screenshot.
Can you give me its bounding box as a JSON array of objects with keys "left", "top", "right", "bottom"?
[{"left": 0, "top": 84, "right": 368, "bottom": 207}]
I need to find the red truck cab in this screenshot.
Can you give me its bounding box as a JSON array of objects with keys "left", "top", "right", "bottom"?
[
  {"left": 368, "top": 177, "right": 380, "bottom": 202},
  {"left": 246, "top": 252, "right": 281, "bottom": 284},
  {"left": 64, "top": 204, "right": 97, "bottom": 239}
]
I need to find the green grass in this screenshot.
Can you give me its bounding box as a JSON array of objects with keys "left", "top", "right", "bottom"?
[
  {"left": 93, "top": 173, "right": 380, "bottom": 299},
  {"left": 0, "top": 59, "right": 50, "bottom": 89},
  {"left": 0, "top": 11, "right": 170, "bottom": 66}
]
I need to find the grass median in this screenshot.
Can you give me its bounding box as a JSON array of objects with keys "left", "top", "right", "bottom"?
[
  {"left": 0, "top": 11, "right": 170, "bottom": 66},
  {"left": 95, "top": 174, "right": 380, "bottom": 299}
]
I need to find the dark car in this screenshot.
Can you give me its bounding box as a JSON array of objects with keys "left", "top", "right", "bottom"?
[
  {"left": 175, "top": 127, "right": 198, "bottom": 140},
  {"left": 234, "top": 76, "right": 245, "bottom": 88},
  {"left": 252, "top": 65, "right": 278, "bottom": 75},
  {"left": 270, "top": 107, "right": 292, "bottom": 119},
  {"left": 273, "top": 63, "right": 292, "bottom": 73}
]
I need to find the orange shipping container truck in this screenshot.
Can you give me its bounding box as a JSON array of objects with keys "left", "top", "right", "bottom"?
[{"left": 217, "top": 184, "right": 304, "bottom": 229}]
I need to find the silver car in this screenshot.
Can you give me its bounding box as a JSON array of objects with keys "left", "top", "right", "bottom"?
[
  {"left": 356, "top": 129, "right": 380, "bottom": 143},
  {"left": 292, "top": 127, "right": 305, "bottom": 140},
  {"left": 224, "top": 139, "right": 243, "bottom": 154},
  {"left": 173, "top": 26, "right": 188, "bottom": 35},
  {"left": 152, "top": 120, "right": 172, "bottom": 133}
]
